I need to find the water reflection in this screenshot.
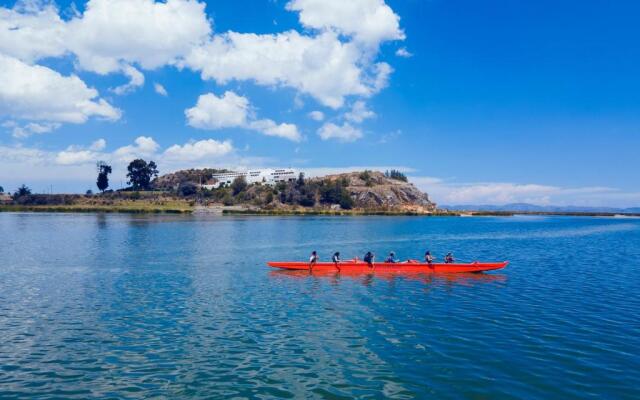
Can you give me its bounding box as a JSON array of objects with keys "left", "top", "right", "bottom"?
[{"left": 269, "top": 269, "right": 507, "bottom": 287}]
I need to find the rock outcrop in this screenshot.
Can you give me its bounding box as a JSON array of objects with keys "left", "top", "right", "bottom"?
[{"left": 315, "top": 171, "right": 437, "bottom": 212}]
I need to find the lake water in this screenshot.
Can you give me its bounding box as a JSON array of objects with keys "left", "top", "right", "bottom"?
[{"left": 0, "top": 213, "right": 639, "bottom": 399}]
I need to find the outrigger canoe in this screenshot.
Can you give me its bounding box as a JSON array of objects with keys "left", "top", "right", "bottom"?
[{"left": 268, "top": 260, "right": 508, "bottom": 274}]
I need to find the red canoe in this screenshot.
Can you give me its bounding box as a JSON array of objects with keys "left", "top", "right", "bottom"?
[{"left": 267, "top": 260, "right": 508, "bottom": 273}]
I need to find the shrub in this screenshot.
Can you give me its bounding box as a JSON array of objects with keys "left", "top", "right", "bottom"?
[
  {"left": 178, "top": 182, "right": 198, "bottom": 197},
  {"left": 339, "top": 190, "right": 355, "bottom": 209},
  {"left": 231, "top": 176, "right": 248, "bottom": 196},
  {"left": 319, "top": 181, "right": 343, "bottom": 204},
  {"left": 385, "top": 169, "right": 408, "bottom": 182},
  {"left": 222, "top": 193, "right": 234, "bottom": 206},
  {"left": 359, "top": 170, "right": 373, "bottom": 186}
]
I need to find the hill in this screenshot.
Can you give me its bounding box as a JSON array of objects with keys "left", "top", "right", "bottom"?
[
  {"left": 154, "top": 169, "right": 438, "bottom": 214},
  {"left": 0, "top": 170, "right": 439, "bottom": 215}
]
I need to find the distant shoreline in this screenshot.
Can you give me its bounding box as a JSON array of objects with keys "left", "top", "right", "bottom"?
[{"left": 1, "top": 204, "right": 639, "bottom": 218}]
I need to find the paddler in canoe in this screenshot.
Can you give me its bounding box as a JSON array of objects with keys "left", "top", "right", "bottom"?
[
  {"left": 444, "top": 253, "right": 455, "bottom": 264},
  {"left": 385, "top": 252, "right": 399, "bottom": 263},
  {"left": 424, "top": 251, "right": 434, "bottom": 265},
  {"left": 363, "top": 251, "right": 375, "bottom": 268},
  {"left": 332, "top": 252, "right": 341, "bottom": 271},
  {"left": 309, "top": 251, "right": 319, "bottom": 269}
]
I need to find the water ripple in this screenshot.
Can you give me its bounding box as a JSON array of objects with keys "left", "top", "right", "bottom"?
[{"left": 0, "top": 213, "right": 639, "bottom": 399}]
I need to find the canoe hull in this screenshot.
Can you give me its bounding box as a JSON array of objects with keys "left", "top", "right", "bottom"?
[{"left": 267, "top": 261, "right": 508, "bottom": 273}]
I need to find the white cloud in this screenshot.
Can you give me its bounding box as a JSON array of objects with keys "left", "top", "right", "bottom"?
[
  {"left": 53, "top": 136, "right": 236, "bottom": 166},
  {"left": 0, "top": 54, "right": 121, "bottom": 124},
  {"left": 0, "top": 1, "right": 67, "bottom": 62},
  {"left": 370, "top": 62, "right": 392, "bottom": 92},
  {"left": 55, "top": 139, "right": 107, "bottom": 165},
  {"left": 0, "top": 0, "right": 211, "bottom": 73},
  {"left": 378, "top": 129, "right": 401, "bottom": 144},
  {"left": 186, "top": 91, "right": 249, "bottom": 129},
  {"left": 184, "top": 31, "right": 386, "bottom": 108},
  {"left": 65, "top": 0, "right": 211, "bottom": 74},
  {"left": 113, "top": 136, "right": 160, "bottom": 161},
  {"left": 444, "top": 183, "right": 557, "bottom": 205},
  {"left": 247, "top": 119, "right": 301, "bottom": 142},
  {"left": 186, "top": 91, "right": 301, "bottom": 141},
  {"left": 317, "top": 122, "right": 363, "bottom": 142},
  {"left": 395, "top": 47, "right": 412, "bottom": 58},
  {"left": 0, "top": 136, "right": 247, "bottom": 191},
  {"left": 308, "top": 110, "right": 325, "bottom": 121},
  {"left": 2, "top": 0, "right": 402, "bottom": 121},
  {"left": 344, "top": 100, "right": 375, "bottom": 123},
  {"left": 55, "top": 148, "right": 98, "bottom": 166},
  {"left": 3, "top": 121, "right": 62, "bottom": 138},
  {"left": 409, "top": 177, "right": 640, "bottom": 207},
  {"left": 163, "top": 139, "right": 234, "bottom": 162},
  {"left": 0, "top": 144, "right": 50, "bottom": 164},
  {"left": 111, "top": 65, "right": 145, "bottom": 95},
  {"left": 286, "top": 0, "right": 404, "bottom": 47},
  {"left": 89, "top": 138, "right": 107, "bottom": 151},
  {"left": 154, "top": 83, "right": 168, "bottom": 96}
]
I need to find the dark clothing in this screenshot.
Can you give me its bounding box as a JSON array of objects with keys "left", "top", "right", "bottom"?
[
  {"left": 332, "top": 254, "right": 340, "bottom": 263},
  {"left": 364, "top": 253, "right": 373, "bottom": 264}
]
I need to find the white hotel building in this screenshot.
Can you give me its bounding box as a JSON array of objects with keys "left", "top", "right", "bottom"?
[{"left": 201, "top": 168, "right": 298, "bottom": 189}]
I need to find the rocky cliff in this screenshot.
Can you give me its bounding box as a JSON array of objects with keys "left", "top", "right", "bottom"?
[{"left": 314, "top": 171, "right": 437, "bottom": 212}]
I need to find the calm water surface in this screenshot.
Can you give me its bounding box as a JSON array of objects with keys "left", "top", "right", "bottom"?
[{"left": 0, "top": 213, "right": 639, "bottom": 399}]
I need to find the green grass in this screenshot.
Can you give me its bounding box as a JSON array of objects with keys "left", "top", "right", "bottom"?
[{"left": 0, "top": 202, "right": 192, "bottom": 214}]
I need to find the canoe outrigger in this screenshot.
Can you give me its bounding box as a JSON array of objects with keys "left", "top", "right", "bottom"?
[{"left": 267, "top": 260, "right": 508, "bottom": 273}]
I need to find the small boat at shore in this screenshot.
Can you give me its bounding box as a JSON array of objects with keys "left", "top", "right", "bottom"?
[{"left": 267, "top": 260, "right": 508, "bottom": 273}]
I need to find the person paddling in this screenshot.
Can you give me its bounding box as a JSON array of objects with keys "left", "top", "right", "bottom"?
[
  {"left": 385, "top": 252, "right": 398, "bottom": 263},
  {"left": 424, "top": 251, "right": 434, "bottom": 265},
  {"left": 444, "top": 252, "right": 455, "bottom": 264},
  {"left": 309, "top": 251, "right": 319, "bottom": 269},
  {"left": 363, "top": 251, "right": 375, "bottom": 269},
  {"left": 332, "top": 251, "right": 341, "bottom": 271}
]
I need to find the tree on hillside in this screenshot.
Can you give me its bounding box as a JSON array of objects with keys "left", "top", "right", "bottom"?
[
  {"left": 339, "top": 190, "right": 354, "bottom": 209},
  {"left": 0, "top": 185, "right": 4, "bottom": 193},
  {"left": 318, "top": 179, "right": 354, "bottom": 209},
  {"left": 96, "top": 161, "right": 112, "bottom": 192},
  {"left": 385, "top": 169, "right": 408, "bottom": 182},
  {"left": 126, "top": 159, "right": 158, "bottom": 190},
  {"left": 231, "top": 176, "right": 248, "bottom": 196},
  {"left": 296, "top": 172, "right": 305, "bottom": 187},
  {"left": 13, "top": 184, "right": 31, "bottom": 199}
]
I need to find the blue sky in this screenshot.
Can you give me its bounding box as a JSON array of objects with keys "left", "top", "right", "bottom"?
[{"left": 0, "top": 0, "right": 638, "bottom": 206}]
